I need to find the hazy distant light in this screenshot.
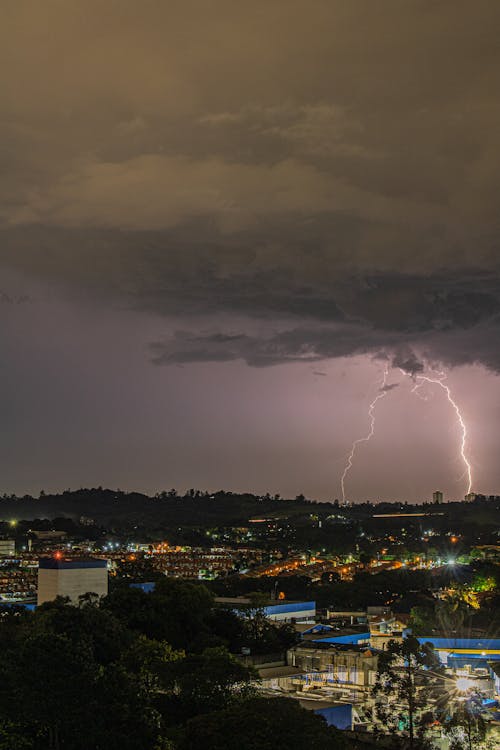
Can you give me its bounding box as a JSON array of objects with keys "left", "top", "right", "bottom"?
[{"left": 456, "top": 677, "right": 473, "bottom": 692}]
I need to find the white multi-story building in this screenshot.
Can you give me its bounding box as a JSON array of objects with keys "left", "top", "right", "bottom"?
[{"left": 37, "top": 557, "right": 108, "bottom": 605}]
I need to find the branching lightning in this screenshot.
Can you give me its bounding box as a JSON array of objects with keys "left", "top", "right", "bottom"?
[
  {"left": 340, "top": 365, "right": 389, "bottom": 503},
  {"left": 403, "top": 370, "right": 473, "bottom": 495},
  {"left": 340, "top": 360, "right": 473, "bottom": 502},
  {"left": 413, "top": 373, "right": 472, "bottom": 495}
]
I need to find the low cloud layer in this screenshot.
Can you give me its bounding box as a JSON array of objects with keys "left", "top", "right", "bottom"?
[{"left": 1, "top": 1, "right": 500, "bottom": 374}]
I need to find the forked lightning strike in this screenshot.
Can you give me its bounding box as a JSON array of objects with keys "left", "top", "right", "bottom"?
[
  {"left": 412, "top": 373, "right": 473, "bottom": 495},
  {"left": 340, "top": 366, "right": 389, "bottom": 503}
]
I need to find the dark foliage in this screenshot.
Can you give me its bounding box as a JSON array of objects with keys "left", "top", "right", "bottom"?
[{"left": 177, "top": 696, "right": 347, "bottom": 750}]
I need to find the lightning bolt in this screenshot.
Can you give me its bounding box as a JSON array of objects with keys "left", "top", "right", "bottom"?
[
  {"left": 407, "top": 371, "right": 473, "bottom": 495},
  {"left": 340, "top": 365, "right": 389, "bottom": 503}
]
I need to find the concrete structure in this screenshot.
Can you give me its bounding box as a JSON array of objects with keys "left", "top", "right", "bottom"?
[
  {"left": 368, "top": 614, "right": 406, "bottom": 649},
  {"left": 37, "top": 557, "right": 108, "bottom": 605},
  {"left": 432, "top": 490, "right": 443, "bottom": 504},
  {"left": 489, "top": 662, "right": 500, "bottom": 696},
  {"left": 0, "top": 539, "right": 15, "bottom": 556},
  {"left": 287, "top": 642, "right": 379, "bottom": 697}
]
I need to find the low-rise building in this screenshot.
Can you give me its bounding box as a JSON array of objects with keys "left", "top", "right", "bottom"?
[
  {"left": 0, "top": 539, "right": 15, "bottom": 556},
  {"left": 286, "top": 641, "right": 379, "bottom": 697}
]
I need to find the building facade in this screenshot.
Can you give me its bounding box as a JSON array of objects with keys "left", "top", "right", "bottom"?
[
  {"left": 0, "top": 539, "right": 15, "bottom": 556},
  {"left": 37, "top": 557, "right": 108, "bottom": 605}
]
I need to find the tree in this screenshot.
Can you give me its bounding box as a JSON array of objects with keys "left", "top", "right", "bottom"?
[
  {"left": 373, "top": 635, "right": 442, "bottom": 749},
  {"left": 0, "top": 722, "right": 33, "bottom": 749},
  {"left": 321, "top": 570, "right": 340, "bottom": 584},
  {"left": 435, "top": 596, "right": 470, "bottom": 636},
  {"left": 408, "top": 605, "right": 437, "bottom": 635},
  {"left": 177, "top": 696, "right": 347, "bottom": 750},
  {"left": 166, "top": 647, "right": 257, "bottom": 722},
  {"left": 0, "top": 598, "right": 166, "bottom": 749},
  {"left": 34, "top": 596, "right": 133, "bottom": 666},
  {"left": 103, "top": 578, "right": 215, "bottom": 650},
  {"left": 444, "top": 702, "right": 487, "bottom": 750},
  {"left": 2, "top": 631, "right": 99, "bottom": 749},
  {"left": 121, "top": 634, "right": 184, "bottom": 691}
]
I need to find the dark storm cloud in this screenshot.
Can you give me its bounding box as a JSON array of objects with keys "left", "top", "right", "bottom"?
[
  {"left": 149, "top": 325, "right": 420, "bottom": 369},
  {"left": 1, "top": 1, "right": 500, "bottom": 373},
  {"left": 391, "top": 349, "right": 425, "bottom": 377},
  {"left": 381, "top": 383, "right": 399, "bottom": 392}
]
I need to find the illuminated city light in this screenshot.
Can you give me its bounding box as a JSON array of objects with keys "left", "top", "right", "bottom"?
[
  {"left": 455, "top": 676, "right": 473, "bottom": 693},
  {"left": 341, "top": 365, "right": 390, "bottom": 502}
]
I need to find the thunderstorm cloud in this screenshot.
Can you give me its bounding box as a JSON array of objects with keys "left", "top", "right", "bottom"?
[
  {"left": 1, "top": 2, "right": 500, "bottom": 373},
  {"left": 1, "top": 1, "right": 500, "bottom": 499}
]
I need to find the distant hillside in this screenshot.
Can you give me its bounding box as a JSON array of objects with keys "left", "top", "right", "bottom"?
[{"left": 0, "top": 488, "right": 498, "bottom": 535}]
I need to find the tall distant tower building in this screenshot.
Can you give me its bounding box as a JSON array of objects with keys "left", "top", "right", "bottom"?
[
  {"left": 432, "top": 490, "right": 443, "bottom": 504},
  {"left": 37, "top": 557, "right": 108, "bottom": 605}
]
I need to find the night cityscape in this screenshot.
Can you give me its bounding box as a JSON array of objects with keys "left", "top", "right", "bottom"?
[{"left": 1, "top": 2, "right": 500, "bottom": 749}]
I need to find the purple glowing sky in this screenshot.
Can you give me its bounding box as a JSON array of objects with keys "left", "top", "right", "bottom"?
[
  {"left": 1, "top": 2, "right": 500, "bottom": 501},
  {"left": 1, "top": 270, "right": 498, "bottom": 502}
]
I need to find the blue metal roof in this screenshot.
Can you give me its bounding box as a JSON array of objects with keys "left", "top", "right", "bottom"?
[
  {"left": 39, "top": 557, "right": 107, "bottom": 570},
  {"left": 130, "top": 582, "right": 156, "bottom": 593},
  {"left": 314, "top": 632, "right": 370, "bottom": 645},
  {"left": 417, "top": 637, "right": 500, "bottom": 650},
  {"left": 263, "top": 601, "right": 315, "bottom": 616},
  {"left": 301, "top": 624, "right": 334, "bottom": 636},
  {"left": 0, "top": 601, "right": 36, "bottom": 611}
]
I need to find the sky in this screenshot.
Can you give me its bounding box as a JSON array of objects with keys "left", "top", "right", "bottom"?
[{"left": 1, "top": 1, "right": 500, "bottom": 502}]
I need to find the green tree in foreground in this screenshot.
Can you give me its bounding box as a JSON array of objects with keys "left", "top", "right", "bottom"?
[
  {"left": 177, "top": 696, "right": 347, "bottom": 750},
  {"left": 444, "top": 703, "right": 488, "bottom": 750},
  {"left": 0, "top": 722, "right": 32, "bottom": 750},
  {"left": 373, "top": 636, "right": 442, "bottom": 749},
  {"left": 0, "top": 599, "right": 171, "bottom": 749},
  {"left": 163, "top": 647, "right": 257, "bottom": 723}
]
